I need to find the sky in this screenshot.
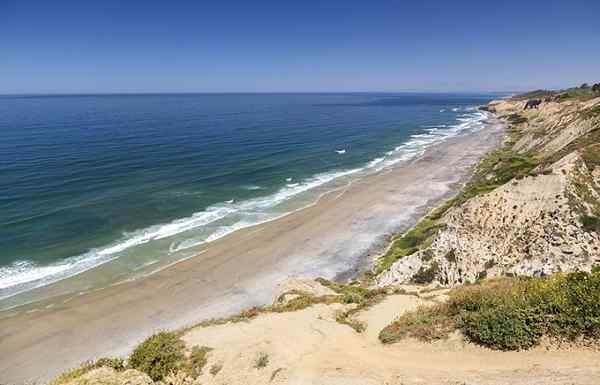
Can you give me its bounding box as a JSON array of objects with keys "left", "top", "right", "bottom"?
[{"left": 1, "top": 0, "right": 599, "bottom": 94}]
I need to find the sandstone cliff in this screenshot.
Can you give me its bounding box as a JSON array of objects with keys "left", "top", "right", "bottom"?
[{"left": 378, "top": 96, "right": 600, "bottom": 287}]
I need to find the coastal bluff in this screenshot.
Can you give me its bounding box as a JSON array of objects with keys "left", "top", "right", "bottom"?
[{"left": 379, "top": 95, "right": 600, "bottom": 287}]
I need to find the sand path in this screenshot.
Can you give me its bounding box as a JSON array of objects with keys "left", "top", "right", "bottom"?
[{"left": 184, "top": 292, "right": 600, "bottom": 385}]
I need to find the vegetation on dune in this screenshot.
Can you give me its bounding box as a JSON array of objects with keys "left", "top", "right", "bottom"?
[
  {"left": 376, "top": 218, "right": 444, "bottom": 273},
  {"left": 572, "top": 184, "right": 600, "bottom": 233},
  {"left": 581, "top": 215, "right": 600, "bottom": 233},
  {"left": 125, "top": 331, "right": 214, "bottom": 381},
  {"left": 514, "top": 89, "right": 555, "bottom": 100},
  {"left": 188, "top": 345, "right": 213, "bottom": 378},
  {"left": 379, "top": 303, "right": 456, "bottom": 344},
  {"left": 539, "top": 125, "right": 600, "bottom": 169},
  {"left": 191, "top": 289, "right": 342, "bottom": 331},
  {"left": 515, "top": 83, "right": 600, "bottom": 102},
  {"left": 581, "top": 143, "right": 600, "bottom": 171},
  {"left": 316, "top": 277, "right": 389, "bottom": 332},
  {"left": 506, "top": 113, "right": 528, "bottom": 125},
  {"left": 380, "top": 269, "right": 600, "bottom": 350},
  {"left": 557, "top": 87, "right": 599, "bottom": 101},
  {"left": 128, "top": 331, "right": 187, "bottom": 381},
  {"left": 582, "top": 104, "right": 600, "bottom": 120},
  {"left": 459, "top": 148, "right": 538, "bottom": 197},
  {"left": 531, "top": 108, "right": 600, "bottom": 231}
]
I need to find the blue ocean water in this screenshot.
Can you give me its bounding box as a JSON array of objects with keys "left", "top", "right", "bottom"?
[{"left": 0, "top": 93, "right": 496, "bottom": 302}]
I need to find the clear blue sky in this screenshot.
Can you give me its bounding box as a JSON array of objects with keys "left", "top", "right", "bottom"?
[{"left": 1, "top": 0, "right": 599, "bottom": 94}]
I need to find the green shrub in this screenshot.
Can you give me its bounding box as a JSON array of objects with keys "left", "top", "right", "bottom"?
[
  {"left": 379, "top": 304, "right": 456, "bottom": 344},
  {"left": 460, "top": 305, "right": 544, "bottom": 350},
  {"left": 94, "top": 357, "right": 125, "bottom": 371},
  {"left": 582, "top": 144, "right": 600, "bottom": 170},
  {"left": 581, "top": 215, "right": 600, "bottom": 233},
  {"left": 320, "top": 281, "right": 387, "bottom": 332},
  {"left": 507, "top": 113, "right": 527, "bottom": 125},
  {"left": 551, "top": 270, "right": 600, "bottom": 339},
  {"left": 377, "top": 219, "right": 443, "bottom": 273},
  {"left": 335, "top": 311, "right": 366, "bottom": 333},
  {"left": 379, "top": 271, "right": 600, "bottom": 350},
  {"left": 187, "top": 346, "right": 213, "bottom": 377},
  {"left": 128, "top": 331, "right": 186, "bottom": 381}
]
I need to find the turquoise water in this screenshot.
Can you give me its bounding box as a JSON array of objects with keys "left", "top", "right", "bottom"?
[{"left": 0, "top": 93, "right": 496, "bottom": 302}]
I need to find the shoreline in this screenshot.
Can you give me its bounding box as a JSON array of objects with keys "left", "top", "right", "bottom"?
[
  {"left": 0, "top": 115, "right": 505, "bottom": 384},
  {"left": 0, "top": 109, "right": 490, "bottom": 310}
]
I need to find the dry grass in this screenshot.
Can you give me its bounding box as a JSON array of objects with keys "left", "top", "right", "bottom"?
[
  {"left": 379, "top": 303, "right": 457, "bottom": 344},
  {"left": 314, "top": 280, "right": 389, "bottom": 333}
]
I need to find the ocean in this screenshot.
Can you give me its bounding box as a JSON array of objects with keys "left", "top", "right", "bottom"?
[{"left": 0, "top": 93, "right": 496, "bottom": 308}]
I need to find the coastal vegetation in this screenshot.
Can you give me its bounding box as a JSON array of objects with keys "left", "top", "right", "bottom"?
[
  {"left": 517, "top": 83, "right": 600, "bottom": 102},
  {"left": 51, "top": 331, "right": 216, "bottom": 383},
  {"left": 128, "top": 331, "right": 187, "bottom": 381},
  {"left": 379, "top": 268, "right": 600, "bottom": 350},
  {"left": 315, "top": 278, "right": 389, "bottom": 332},
  {"left": 557, "top": 85, "right": 600, "bottom": 101}
]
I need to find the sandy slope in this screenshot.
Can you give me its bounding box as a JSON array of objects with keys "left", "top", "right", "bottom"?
[{"left": 180, "top": 287, "right": 599, "bottom": 385}]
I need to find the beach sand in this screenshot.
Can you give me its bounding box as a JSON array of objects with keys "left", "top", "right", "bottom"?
[{"left": 0, "top": 119, "right": 504, "bottom": 384}]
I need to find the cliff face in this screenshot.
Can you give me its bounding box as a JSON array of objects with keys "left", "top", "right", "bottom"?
[{"left": 378, "top": 96, "right": 600, "bottom": 287}]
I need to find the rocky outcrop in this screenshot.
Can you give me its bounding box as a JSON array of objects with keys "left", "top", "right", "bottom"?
[{"left": 378, "top": 97, "right": 600, "bottom": 287}]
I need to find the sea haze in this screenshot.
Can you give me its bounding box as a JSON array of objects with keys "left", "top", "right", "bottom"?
[{"left": 0, "top": 93, "right": 495, "bottom": 307}]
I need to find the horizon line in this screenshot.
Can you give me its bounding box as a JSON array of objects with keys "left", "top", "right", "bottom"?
[{"left": 0, "top": 90, "right": 518, "bottom": 97}]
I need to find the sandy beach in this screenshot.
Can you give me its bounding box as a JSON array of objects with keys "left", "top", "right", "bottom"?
[{"left": 0, "top": 118, "right": 504, "bottom": 384}]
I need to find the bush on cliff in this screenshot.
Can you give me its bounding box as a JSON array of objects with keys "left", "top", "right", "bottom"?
[
  {"left": 380, "top": 268, "right": 600, "bottom": 350},
  {"left": 128, "top": 331, "right": 186, "bottom": 381}
]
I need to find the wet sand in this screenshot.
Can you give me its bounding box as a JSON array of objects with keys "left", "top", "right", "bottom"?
[{"left": 0, "top": 120, "right": 504, "bottom": 384}]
